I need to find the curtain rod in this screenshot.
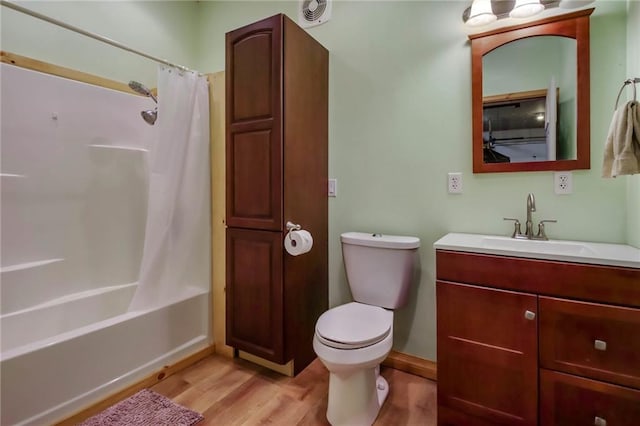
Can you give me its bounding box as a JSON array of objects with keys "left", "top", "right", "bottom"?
[{"left": 1, "top": 0, "right": 201, "bottom": 75}]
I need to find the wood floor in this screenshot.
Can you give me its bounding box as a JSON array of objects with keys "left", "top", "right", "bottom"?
[{"left": 150, "top": 354, "right": 437, "bottom": 425}]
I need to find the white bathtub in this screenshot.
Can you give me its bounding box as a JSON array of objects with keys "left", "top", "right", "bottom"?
[
  {"left": 0, "top": 283, "right": 210, "bottom": 426},
  {"left": 0, "top": 63, "right": 211, "bottom": 426}
]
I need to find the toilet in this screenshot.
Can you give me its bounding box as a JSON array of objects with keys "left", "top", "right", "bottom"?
[{"left": 313, "top": 232, "right": 420, "bottom": 426}]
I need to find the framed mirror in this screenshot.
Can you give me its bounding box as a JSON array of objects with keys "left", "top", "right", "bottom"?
[{"left": 470, "top": 8, "right": 593, "bottom": 173}]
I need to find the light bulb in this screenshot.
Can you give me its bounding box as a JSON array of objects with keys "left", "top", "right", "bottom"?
[
  {"left": 510, "top": 0, "right": 544, "bottom": 19},
  {"left": 466, "top": 0, "right": 497, "bottom": 27}
]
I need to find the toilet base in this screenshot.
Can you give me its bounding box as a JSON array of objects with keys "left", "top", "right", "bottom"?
[
  {"left": 326, "top": 365, "right": 389, "bottom": 426},
  {"left": 376, "top": 373, "right": 389, "bottom": 407}
]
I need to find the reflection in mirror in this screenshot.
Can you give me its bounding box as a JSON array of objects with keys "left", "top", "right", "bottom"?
[
  {"left": 470, "top": 8, "right": 593, "bottom": 173},
  {"left": 483, "top": 93, "right": 547, "bottom": 163},
  {"left": 482, "top": 36, "right": 576, "bottom": 164}
]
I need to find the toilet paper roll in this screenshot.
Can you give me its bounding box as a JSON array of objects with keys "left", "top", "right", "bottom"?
[{"left": 284, "top": 229, "right": 314, "bottom": 256}]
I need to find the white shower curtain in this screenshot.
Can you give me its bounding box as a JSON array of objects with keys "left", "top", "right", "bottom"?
[{"left": 129, "top": 66, "right": 210, "bottom": 311}]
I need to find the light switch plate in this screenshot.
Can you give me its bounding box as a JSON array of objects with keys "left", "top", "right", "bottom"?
[{"left": 328, "top": 178, "right": 337, "bottom": 197}]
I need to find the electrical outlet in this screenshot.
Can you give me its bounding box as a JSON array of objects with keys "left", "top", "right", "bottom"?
[
  {"left": 448, "top": 172, "right": 463, "bottom": 194},
  {"left": 554, "top": 172, "right": 573, "bottom": 195}
]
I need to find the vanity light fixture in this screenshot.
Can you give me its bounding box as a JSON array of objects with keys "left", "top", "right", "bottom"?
[
  {"left": 509, "top": 0, "right": 545, "bottom": 18},
  {"left": 462, "top": 0, "right": 594, "bottom": 27},
  {"left": 466, "top": 0, "right": 497, "bottom": 27}
]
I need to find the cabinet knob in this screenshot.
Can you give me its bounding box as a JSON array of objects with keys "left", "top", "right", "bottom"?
[
  {"left": 524, "top": 310, "right": 536, "bottom": 320},
  {"left": 594, "top": 416, "right": 607, "bottom": 426},
  {"left": 594, "top": 340, "right": 607, "bottom": 351}
]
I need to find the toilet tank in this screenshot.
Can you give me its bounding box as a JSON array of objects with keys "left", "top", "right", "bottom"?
[{"left": 341, "top": 232, "right": 420, "bottom": 309}]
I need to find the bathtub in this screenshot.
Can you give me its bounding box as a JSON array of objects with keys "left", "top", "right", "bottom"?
[
  {"left": 0, "top": 282, "right": 210, "bottom": 426},
  {"left": 1, "top": 63, "right": 211, "bottom": 426}
]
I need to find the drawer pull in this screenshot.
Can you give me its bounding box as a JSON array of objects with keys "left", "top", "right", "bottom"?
[
  {"left": 594, "top": 340, "right": 607, "bottom": 351},
  {"left": 524, "top": 310, "right": 536, "bottom": 320},
  {"left": 594, "top": 416, "right": 607, "bottom": 426}
]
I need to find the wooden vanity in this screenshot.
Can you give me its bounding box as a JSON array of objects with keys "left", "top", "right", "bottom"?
[{"left": 435, "top": 234, "right": 640, "bottom": 425}]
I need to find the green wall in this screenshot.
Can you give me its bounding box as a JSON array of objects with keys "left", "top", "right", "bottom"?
[
  {"left": 1, "top": 1, "right": 633, "bottom": 361},
  {"left": 627, "top": 0, "right": 640, "bottom": 248},
  {"left": 0, "top": 0, "right": 200, "bottom": 87}
]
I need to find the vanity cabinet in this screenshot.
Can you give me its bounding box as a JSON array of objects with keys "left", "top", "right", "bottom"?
[
  {"left": 225, "top": 14, "right": 328, "bottom": 374},
  {"left": 436, "top": 250, "right": 640, "bottom": 426}
]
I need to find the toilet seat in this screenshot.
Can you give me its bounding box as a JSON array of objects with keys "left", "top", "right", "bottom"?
[{"left": 316, "top": 302, "right": 392, "bottom": 349}]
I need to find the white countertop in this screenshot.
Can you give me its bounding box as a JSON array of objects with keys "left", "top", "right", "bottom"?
[{"left": 433, "top": 233, "right": 640, "bottom": 269}]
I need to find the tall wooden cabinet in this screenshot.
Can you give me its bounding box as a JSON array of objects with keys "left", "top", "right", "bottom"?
[
  {"left": 436, "top": 249, "right": 640, "bottom": 425},
  {"left": 225, "top": 14, "right": 328, "bottom": 375}
]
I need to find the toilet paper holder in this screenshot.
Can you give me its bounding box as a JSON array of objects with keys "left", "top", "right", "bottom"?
[
  {"left": 286, "top": 221, "right": 302, "bottom": 232},
  {"left": 284, "top": 221, "right": 313, "bottom": 256}
]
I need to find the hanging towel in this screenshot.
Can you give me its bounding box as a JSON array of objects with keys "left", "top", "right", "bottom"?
[{"left": 602, "top": 100, "right": 640, "bottom": 177}]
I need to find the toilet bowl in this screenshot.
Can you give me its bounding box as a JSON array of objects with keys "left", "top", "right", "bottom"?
[
  {"left": 314, "top": 232, "right": 419, "bottom": 426},
  {"left": 313, "top": 302, "right": 394, "bottom": 426}
]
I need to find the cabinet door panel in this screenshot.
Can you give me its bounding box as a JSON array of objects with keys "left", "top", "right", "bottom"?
[
  {"left": 231, "top": 32, "right": 274, "bottom": 121},
  {"left": 226, "top": 228, "right": 283, "bottom": 363},
  {"left": 438, "top": 405, "right": 498, "bottom": 426},
  {"left": 540, "top": 296, "right": 640, "bottom": 389},
  {"left": 226, "top": 14, "right": 281, "bottom": 124},
  {"left": 540, "top": 369, "right": 640, "bottom": 426},
  {"left": 437, "top": 281, "right": 538, "bottom": 426},
  {"left": 227, "top": 127, "right": 281, "bottom": 229}
]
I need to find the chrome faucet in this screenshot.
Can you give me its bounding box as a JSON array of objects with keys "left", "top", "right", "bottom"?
[
  {"left": 503, "top": 193, "right": 557, "bottom": 240},
  {"left": 525, "top": 193, "right": 536, "bottom": 239}
]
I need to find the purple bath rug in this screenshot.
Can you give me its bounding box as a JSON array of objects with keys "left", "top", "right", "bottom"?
[{"left": 77, "top": 389, "right": 204, "bottom": 426}]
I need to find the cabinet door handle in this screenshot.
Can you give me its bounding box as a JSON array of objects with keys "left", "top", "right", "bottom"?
[
  {"left": 524, "top": 310, "right": 536, "bottom": 320},
  {"left": 594, "top": 340, "right": 607, "bottom": 351},
  {"left": 594, "top": 416, "right": 607, "bottom": 426}
]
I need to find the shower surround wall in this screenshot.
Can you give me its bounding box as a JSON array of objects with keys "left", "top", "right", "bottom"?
[{"left": 0, "top": 63, "right": 210, "bottom": 425}]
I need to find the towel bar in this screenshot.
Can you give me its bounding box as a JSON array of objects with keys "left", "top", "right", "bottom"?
[{"left": 614, "top": 77, "right": 640, "bottom": 110}]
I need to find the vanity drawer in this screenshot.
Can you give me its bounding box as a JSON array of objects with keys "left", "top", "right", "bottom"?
[
  {"left": 436, "top": 251, "right": 640, "bottom": 307},
  {"left": 540, "top": 369, "right": 640, "bottom": 426},
  {"left": 539, "top": 296, "right": 640, "bottom": 389}
]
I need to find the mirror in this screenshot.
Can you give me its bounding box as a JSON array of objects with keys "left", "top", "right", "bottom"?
[
  {"left": 470, "top": 8, "right": 593, "bottom": 173},
  {"left": 483, "top": 37, "right": 574, "bottom": 163}
]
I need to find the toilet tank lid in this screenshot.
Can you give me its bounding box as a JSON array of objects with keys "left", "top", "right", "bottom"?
[{"left": 341, "top": 232, "right": 420, "bottom": 249}]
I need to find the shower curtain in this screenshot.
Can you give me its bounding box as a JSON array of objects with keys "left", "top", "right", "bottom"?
[{"left": 129, "top": 66, "right": 210, "bottom": 311}]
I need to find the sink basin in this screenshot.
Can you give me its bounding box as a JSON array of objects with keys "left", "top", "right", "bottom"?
[
  {"left": 433, "top": 233, "right": 640, "bottom": 268},
  {"left": 480, "top": 236, "right": 597, "bottom": 257}
]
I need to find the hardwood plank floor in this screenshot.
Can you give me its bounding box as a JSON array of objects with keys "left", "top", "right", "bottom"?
[{"left": 151, "top": 354, "right": 437, "bottom": 425}]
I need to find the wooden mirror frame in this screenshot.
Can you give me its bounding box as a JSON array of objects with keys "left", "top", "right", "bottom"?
[{"left": 470, "top": 8, "right": 593, "bottom": 173}]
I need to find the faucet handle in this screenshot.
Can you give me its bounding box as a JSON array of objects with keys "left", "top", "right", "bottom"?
[
  {"left": 503, "top": 217, "right": 522, "bottom": 238},
  {"left": 536, "top": 219, "right": 557, "bottom": 240}
]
